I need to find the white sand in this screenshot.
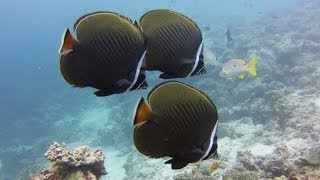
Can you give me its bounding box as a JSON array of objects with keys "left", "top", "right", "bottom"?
[
  {"left": 78, "top": 107, "right": 110, "bottom": 131},
  {"left": 103, "top": 147, "right": 128, "bottom": 180},
  {"left": 248, "top": 143, "right": 275, "bottom": 157},
  {"left": 314, "top": 98, "right": 320, "bottom": 108}
]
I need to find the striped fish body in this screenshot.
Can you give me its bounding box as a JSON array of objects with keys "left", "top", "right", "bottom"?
[
  {"left": 59, "top": 12, "right": 146, "bottom": 96},
  {"left": 134, "top": 81, "right": 218, "bottom": 169},
  {"left": 140, "top": 9, "right": 204, "bottom": 78}
]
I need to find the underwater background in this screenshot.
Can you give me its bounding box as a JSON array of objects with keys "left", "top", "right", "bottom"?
[{"left": 1, "top": 0, "right": 320, "bottom": 179}]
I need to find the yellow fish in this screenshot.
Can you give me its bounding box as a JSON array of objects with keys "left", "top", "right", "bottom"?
[
  {"left": 219, "top": 56, "right": 257, "bottom": 79},
  {"left": 207, "top": 160, "right": 219, "bottom": 174}
]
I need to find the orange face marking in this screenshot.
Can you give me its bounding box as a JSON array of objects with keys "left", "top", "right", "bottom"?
[
  {"left": 59, "top": 29, "right": 75, "bottom": 53},
  {"left": 134, "top": 98, "right": 151, "bottom": 125}
]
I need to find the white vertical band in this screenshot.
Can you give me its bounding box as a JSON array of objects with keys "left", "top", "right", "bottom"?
[
  {"left": 200, "top": 122, "right": 218, "bottom": 160},
  {"left": 127, "top": 51, "right": 146, "bottom": 91},
  {"left": 188, "top": 41, "right": 203, "bottom": 77}
]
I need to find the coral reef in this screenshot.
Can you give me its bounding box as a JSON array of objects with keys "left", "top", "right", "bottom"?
[
  {"left": 236, "top": 150, "right": 259, "bottom": 171},
  {"left": 234, "top": 141, "right": 320, "bottom": 179},
  {"left": 172, "top": 160, "right": 227, "bottom": 180},
  {"left": 173, "top": 170, "right": 212, "bottom": 180},
  {"left": 223, "top": 169, "right": 259, "bottom": 180},
  {"left": 30, "top": 142, "right": 107, "bottom": 180},
  {"left": 275, "top": 167, "right": 320, "bottom": 180},
  {"left": 258, "top": 146, "right": 294, "bottom": 178},
  {"left": 304, "top": 143, "right": 320, "bottom": 165},
  {"left": 198, "top": 0, "right": 320, "bottom": 179}
]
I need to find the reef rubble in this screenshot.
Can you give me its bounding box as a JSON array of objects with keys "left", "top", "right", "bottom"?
[{"left": 30, "top": 141, "right": 107, "bottom": 180}]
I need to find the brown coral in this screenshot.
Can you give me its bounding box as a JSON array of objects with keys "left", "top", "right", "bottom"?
[
  {"left": 223, "top": 169, "right": 260, "bottom": 180},
  {"left": 30, "top": 142, "right": 107, "bottom": 180}
]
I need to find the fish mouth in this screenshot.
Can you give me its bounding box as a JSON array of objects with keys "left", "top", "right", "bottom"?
[{"left": 219, "top": 70, "right": 227, "bottom": 78}]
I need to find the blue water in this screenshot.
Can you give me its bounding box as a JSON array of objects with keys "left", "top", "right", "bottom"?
[{"left": 2, "top": 0, "right": 317, "bottom": 179}]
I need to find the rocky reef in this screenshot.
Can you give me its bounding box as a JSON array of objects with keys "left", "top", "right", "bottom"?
[
  {"left": 106, "top": 0, "right": 320, "bottom": 178},
  {"left": 30, "top": 142, "right": 107, "bottom": 180},
  {"left": 223, "top": 169, "right": 259, "bottom": 180},
  {"left": 196, "top": 0, "right": 320, "bottom": 179},
  {"left": 162, "top": 0, "right": 320, "bottom": 179}
]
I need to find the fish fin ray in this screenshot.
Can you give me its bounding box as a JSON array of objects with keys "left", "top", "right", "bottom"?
[
  {"left": 239, "top": 59, "right": 246, "bottom": 64},
  {"left": 130, "top": 73, "right": 148, "bottom": 90},
  {"left": 159, "top": 73, "right": 176, "bottom": 79},
  {"left": 94, "top": 79, "right": 131, "bottom": 97},
  {"left": 165, "top": 158, "right": 189, "bottom": 169},
  {"left": 247, "top": 56, "right": 257, "bottom": 76},
  {"left": 94, "top": 90, "right": 113, "bottom": 97},
  {"left": 191, "top": 60, "right": 206, "bottom": 76},
  {"left": 74, "top": 11, "right": 117, "bottom": 31},
  {"left": 165, "top": 159, "right": 174, "bottom": 164},
  {"left": 159, "top": 61, "right": 193, "bottom": 79},
  {"left": 133, "top": 20, "right": 143, "bottom": 34},
  {"left": 114, "top": 79, "right": 131, "bottom": 93}
]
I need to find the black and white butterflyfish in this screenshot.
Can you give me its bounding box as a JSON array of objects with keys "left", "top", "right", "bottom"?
[
  {"left": 58, "top": 11, "right": 148, "bottom": 96},
  {"left": 133, "top": 81, "right": 218, "bottom": 169},
  {"left": 139, "top": 9, "right": 206, "bottom": 79}
]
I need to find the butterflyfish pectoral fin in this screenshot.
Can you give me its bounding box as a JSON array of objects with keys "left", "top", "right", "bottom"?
[
  {"left": 159, "top": 73, "right": 176, "bottom": 79},
  {"left": 58, "top": 28, "right": 76, "bottom": 53},
  {"left": 134, "top": 97, "right": 152, "bottom": 126},
  {"left": 94, "top": 90, "right": 113, "bottom": 97},
  {"left": 165, "top": 158, "right": 189, "bottom": 170},
  {"left": 115, "top": 79, "right": 131, "bottom": 90}
]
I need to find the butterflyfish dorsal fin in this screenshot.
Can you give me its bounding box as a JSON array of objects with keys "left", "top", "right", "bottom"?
[
  {"left": 134, "top": 97, "right": 152, "bottom": 126},
  {"left": 58, "top": 29, "right": 76, "bottom": 53},
  {"left": 133, "top": 20, "right": 143, "bottom": 34},
  {"left": 116, "top": 14, "right": 143, "bottom": 34}
]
